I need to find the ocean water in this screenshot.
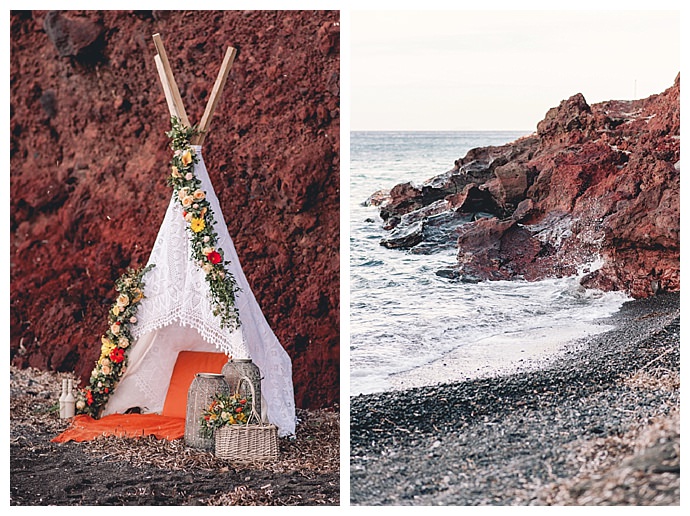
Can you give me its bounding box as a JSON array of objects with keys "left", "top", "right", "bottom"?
[{"left": 350, "top": 131, "right": 630, "bottom": 396}]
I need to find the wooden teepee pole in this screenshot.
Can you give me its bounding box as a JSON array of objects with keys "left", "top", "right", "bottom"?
[
  {"left": 152, "top": 33, "right": 191, "bottom": 128},
  {"left": 191, "top": 46, "right": 237, "bottom": 145},
  {"left": 154, "top": 54, "right": 179, "bottom": 119}
]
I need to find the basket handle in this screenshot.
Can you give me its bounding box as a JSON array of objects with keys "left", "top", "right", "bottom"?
[{"left": 236, "top": 375, "right": 262, "bottom": 425}]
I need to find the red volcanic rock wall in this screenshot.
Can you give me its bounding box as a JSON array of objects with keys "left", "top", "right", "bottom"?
[{"left": 10, "top": 10, "right": 340, "bottom": 409}]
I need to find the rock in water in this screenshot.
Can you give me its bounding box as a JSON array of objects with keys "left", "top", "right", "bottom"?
[{"left": 375, "top": 76, "right": 680, "bottom": 298}]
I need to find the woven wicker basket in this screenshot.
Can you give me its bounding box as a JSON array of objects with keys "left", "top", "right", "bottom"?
[{"left": 214, "top": 376, "right": 278, "bottom": 462}]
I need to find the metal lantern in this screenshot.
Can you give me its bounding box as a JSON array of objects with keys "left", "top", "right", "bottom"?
[
  {"left": 185, "top": 372, "right": 230, "bottom": 450},
  {"left": 221, "top": 358, "right": 262, "bottom": 421}
]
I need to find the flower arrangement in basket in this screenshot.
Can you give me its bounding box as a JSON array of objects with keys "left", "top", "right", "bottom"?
[
  {"left": 201, "top": 376, "right": 278, "bottom": 462},
  {"left": 199, "top": 391, "right": 252, "bottom": 438}
]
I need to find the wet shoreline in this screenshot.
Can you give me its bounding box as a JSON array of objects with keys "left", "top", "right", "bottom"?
[{"left": 350, "top": 292, "right": 680, "bottom": 505}]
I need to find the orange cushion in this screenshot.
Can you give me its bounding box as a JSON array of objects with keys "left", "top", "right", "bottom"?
[{"left": 161, "top": 351, "right": 228, "bottom": 418}]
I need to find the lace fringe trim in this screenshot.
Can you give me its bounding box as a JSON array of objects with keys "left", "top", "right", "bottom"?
[{"left": 131, "top": 308, "right": 249, "bottom": 358}]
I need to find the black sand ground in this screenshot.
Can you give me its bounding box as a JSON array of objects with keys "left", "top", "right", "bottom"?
[
  {"left": 10, "top": 376, "right": 339, "bottom": 506},
  {"left": 350, "top": 292, "right": 680, "bottom": 505}
]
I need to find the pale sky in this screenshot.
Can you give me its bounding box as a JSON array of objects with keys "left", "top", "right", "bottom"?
[{"left": 351, "top": 9, "right": 680, "bottom": 131}]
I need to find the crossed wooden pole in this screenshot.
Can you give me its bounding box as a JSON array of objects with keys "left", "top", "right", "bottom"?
[{"left": 152, "top": 33, "right": 237, "bottom": 145}]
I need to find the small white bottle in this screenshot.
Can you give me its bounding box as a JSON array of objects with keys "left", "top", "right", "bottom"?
[
  {"left": 64, "top": 379, "right": 76, "bottom": 418},
  {"left": 59, "top": 379, "right": 68, "bottom": 419}
]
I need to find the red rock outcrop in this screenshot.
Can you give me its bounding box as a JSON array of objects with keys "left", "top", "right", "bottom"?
[
  {"left": 377, "top": 76, "right": 680, "bottom": 299},
  {"left": 10, "top": 10, "right": 340, "bottom": 409}
]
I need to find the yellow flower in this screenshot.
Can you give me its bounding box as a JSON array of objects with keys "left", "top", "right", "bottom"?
[
  {"left": 116, "top": 293, "right": 129, "bottom": 307},
  {"left": 112, "top": 305, "right": 120, "bottom": 316},
  {"left": 190, "top": 217, "right": 205, "bottom": 233},
  {"left": 100, "top": 339, "right": 115, "bottom": 358},
  {"left": 181, "top": 150, "right": 193, "bottom": 166},
  {"left": 132, "top": 289, "right": 143, "bottom": 303},
  {"left": 171, "top": 165, "right": 181, "bottom": 178}
]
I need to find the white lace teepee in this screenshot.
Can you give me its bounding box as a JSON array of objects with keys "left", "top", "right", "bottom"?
[{"left": 101, "top": 35, "right": 296, "bottom": 437}]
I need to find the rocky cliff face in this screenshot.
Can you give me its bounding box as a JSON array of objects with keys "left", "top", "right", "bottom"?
[
  {"left": 10, "top": 10, "right": 340, "bottom": 409},
  {"left": 375, "top": 76, "right": 679, "bottom": 299}
]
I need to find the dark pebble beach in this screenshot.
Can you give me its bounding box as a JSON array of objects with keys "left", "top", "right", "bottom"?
[{"left": 350, "top": 292, "right": 680, "bottom": 505}]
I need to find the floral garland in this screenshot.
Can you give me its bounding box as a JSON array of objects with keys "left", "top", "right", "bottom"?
[
  {"left": 77, "top": 264, "right": 154, "bottom": 418},
  {"left": 165, "top": 116, "right": 241, "bottom": 331}
]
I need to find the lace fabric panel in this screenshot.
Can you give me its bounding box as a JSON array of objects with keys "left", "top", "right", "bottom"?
[
  {"left": 105, "top": 147, "right": 296, "bottom": 436},
  {"left": 103, "top": 325, "right": 219, "bottom": 416}
]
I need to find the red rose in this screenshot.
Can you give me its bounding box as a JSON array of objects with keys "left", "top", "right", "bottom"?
[
  {"left": 86, "top": 390, "right": 94, "bottom": 405},
  {"left": 235, "top": 407, "right": 243, "bottom": 413},
  {"left": 109, "top": 347, "right": 125, "bottom": 364},
  {"left": 208, "top": 251, "right": 222, "bottom": 264},
  {"left": 239, "top": 399, "right": 247, "bottom": 405}
]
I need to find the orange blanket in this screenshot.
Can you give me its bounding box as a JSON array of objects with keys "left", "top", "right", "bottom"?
[{"left": 51, "top": 413, "right": 185, "bottom": 442}]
